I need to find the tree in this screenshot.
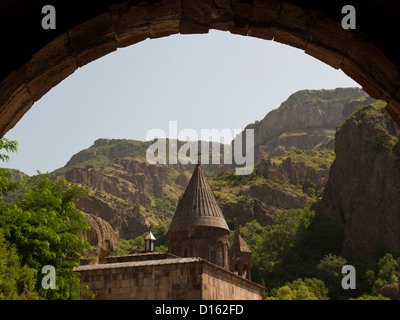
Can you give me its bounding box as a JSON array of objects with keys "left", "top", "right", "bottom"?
[
  {"left": 266, "top": 278, "right": 328, "bottom": 300},
  {"left": 302, "top": 179, "right": 315, "bottom": 197},
  {"left": 350, "top": 293, "right": 389, "bottom": 300},
  {"left": 316, "top": 254, "right": 347, "bottom": 299},
  {"left": 289, "top": 278, "right": 329, "bottom": 300},
  {"left": 365, "top": 253, "right": 400, "bottom": 296},
  {"left": 0, "top": 229, "right": 39, "bottom": 300},
  {"left": 0, "top": 172, "right": 92, "bottom": 299},
  {"left": 0, "top": 138, "right": 18, "bottom": 162},
  {"left": 252, "top": 208, "right": 314, "bottom": 288}
]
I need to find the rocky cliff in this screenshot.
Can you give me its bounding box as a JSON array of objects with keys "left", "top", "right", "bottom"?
[
  {"left": 64, "top": 158, "right": 174, "bottom": 239},
  {"left": 314, "top": 101, "right": 400, "bottom": 261},
  {"left": 241, "top": 87, "right": 375, "bottom": 163},
  {"left": 212, "top": 88, "right": 374, "bottom": 228},
  {"left": 46, "top": 87, "right": 376, "bottom": 241}
]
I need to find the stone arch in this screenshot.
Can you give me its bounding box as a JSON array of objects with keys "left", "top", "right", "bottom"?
[
  {"left": 85, "top": 227, "right": 98, "bottom": 247},
  {"left": 243, "top": 263, "right": 251, "bottom": 280},
  {"left": 1, "top": 1, "right": 400, "bottom": 137},
  {"left": 81, "top": 213, "right": 118, "bottom": 264}
]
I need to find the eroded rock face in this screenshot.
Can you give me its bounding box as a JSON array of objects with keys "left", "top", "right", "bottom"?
[
  {"left": 255, "top": 88, "right": 367, "bottom": 138},
  {"left": 314, "top": 103, "right": 400, "bottom": 261},
  {"left": 257, "top": 157, "right": 330, "bottom": 190},
  {"left": 236, "top": 87, "right": 374, "bottom": 164},
  {"left": 218, "top": 180, "right": 307, "bottom": 228},
  {"left": 64, "top": 158, "right": 168, "bottom": 238},
  {"left": 221, "top": 197, "right": 275, "bottom": 227},
  {"left": 81, "top": 213, "right": 118, "bottom": 264},
  {"left": 75, "top": 193, "right": 148, "bottom": 239},
  {"left": 65, "top": 158, "right": 167, "bottom": 203}
]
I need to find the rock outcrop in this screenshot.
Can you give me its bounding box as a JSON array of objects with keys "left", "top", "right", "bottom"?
[
  {"left": 48, "top": 87, "right": 378, "bottom": 246},
  {"left": 75, "top": 193, "right": 148, "bottom": 239},
  {"left": 245, "top": 87, "right": 374, "bottom": 163},
  {"left": 65, "top": 158, "right": 169, "bottom": 239},
  {"left": 66, "top": 158, "right": 167, "bottom": 203},
  {"left": 314, "top": 102, "right": 400, "bottom": 261},
  {"left": 257, "top": 157, "right": 330, "bottom": 190},
  {"left": 380, "top": 283, "right": 400, "bottom": 300}
]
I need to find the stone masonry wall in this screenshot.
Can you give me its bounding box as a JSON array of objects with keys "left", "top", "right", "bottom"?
[
  {"left": 78, "top": 259, "right": 203, "bottom": 300},
  {"left": 201, "top": 263, "right": 264, "bottom": 300},
  {"left": 76, "top": 257, "right": 264, "bottom": 300}
]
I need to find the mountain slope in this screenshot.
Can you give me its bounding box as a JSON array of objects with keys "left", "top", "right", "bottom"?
[
  {"left": 241, "top": 87, "right": 375, "bottom": 163},
  {"left": 46, "top": 87, "right": 374, "bottom": 239}
]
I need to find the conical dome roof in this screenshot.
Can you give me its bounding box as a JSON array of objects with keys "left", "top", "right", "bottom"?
[
  {"left": 169, "top": 164, "right": 229, "bottom": 231},
  {"left": 231, "top": 231, "right": 252, "bottom": 254}
]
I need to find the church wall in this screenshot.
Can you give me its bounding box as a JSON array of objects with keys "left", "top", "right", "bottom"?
[
  {"left": 201, "top": 263, "right": 264, "bottom": 300},
  {"left": 76, "top": 258, "right": 265, "bottom": 300},
  {"left": 78, "top": 260, "right": 203, "bottom": 300}
]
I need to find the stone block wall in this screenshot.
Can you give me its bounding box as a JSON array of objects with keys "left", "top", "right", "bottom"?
[
  {"left": 201, "top": 262, "right": 264, "bottom": 300},
  {"left": 77, "top": 258, "right": 203, "bottom": 300},
  {"left": 75, "top": 257, "right": 265, "bottom": 300}
]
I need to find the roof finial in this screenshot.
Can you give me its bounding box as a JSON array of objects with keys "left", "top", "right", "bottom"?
[{"left": 197, "top": 150, "right": 201, "bottom": 167}]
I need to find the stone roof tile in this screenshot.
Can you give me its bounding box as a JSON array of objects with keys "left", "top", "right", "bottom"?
[{"left": 169, "top": 164, "right": 229, "bottom": 231}]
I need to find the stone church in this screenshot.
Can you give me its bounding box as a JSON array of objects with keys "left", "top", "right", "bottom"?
[{"left": 75, "top": 163, "right": 265, "bottom": 300}]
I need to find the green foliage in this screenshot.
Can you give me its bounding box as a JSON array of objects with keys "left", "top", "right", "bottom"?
[
  {"left": 239, "top": 204, "right": 398, "bottom": 300},
  {"left": 372, "top": 132, "right": 398, "bottom": 150},
  {"left": 316, "top": 254, "right": 347, "bottom": 299},
  {"left": 152, "top": 223, "right": 169, "bottom": 248},
  {"left": 278, "top": 88, "right": 365, "bottom": 113},
  {"left": 250, "top": 208, "right": 316, "bottom": 289},
  {"left": 266, "top": 278, "right": 329, "bottom": 300},
  {"left": 0, "top": 172, "right": 92, "bottom": 299},
  {"left": 302, "top": 179, "right": 315, "bottom": 197},
  {"left": 266, "top": 285, "right": 317, "bottom": 300},
  {"left": 229, "top": 220, "right": 265, "bottom": 248},
  {"left": 114, "top": 236, "right": 145, "bottom": 256},
  {"left": 0, "top": 229, "right": 39, "bottom": 300},
  {"left": 0, "top": 168, "right": 23, "bottom": 197},
  {"left": 0, "top": 138, "right": 18, "bottom": 162},
  {"left": 293, "top": 149, "right": 334, "bottom": 169},
  {"left": 239, "top": 207, "right": 346, "bottom": 298},
  {"left": 297, "top": 214, "right": 345, "bottom": 266},
  {"left": 114, "top": 222, "right": 170, "bottom": 255},
  {"left": 211, "top": 169, "right": 259, "bottom": 188},
  {"left": 350, "top": 293, "right": 389, "bottom": 300},
  {"left": 152, "top": 197, "right": 177, "bottom": 220},
  {"left": 364, "top": 253, "right": 400, "bottom": 296}
]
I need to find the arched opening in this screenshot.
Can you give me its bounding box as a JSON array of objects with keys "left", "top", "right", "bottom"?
[
  {"left": 2, "top": 1, "right": 400, "bottom": 301},
  {"left": 1, "top": 0, "right": 400, "bottom": 140},
  {"left": 84, "top": 227, "right": 98, "bottom": 247}
]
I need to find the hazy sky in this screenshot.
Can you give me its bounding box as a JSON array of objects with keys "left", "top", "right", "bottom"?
[{"left": 4, "top": 30, "right": 359, "bottom": 176}]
